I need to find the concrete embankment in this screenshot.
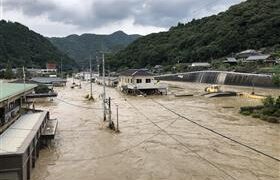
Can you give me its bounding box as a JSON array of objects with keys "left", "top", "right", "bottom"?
[{"left": 156, "top": 71, "right": 276, "bottom": 88}]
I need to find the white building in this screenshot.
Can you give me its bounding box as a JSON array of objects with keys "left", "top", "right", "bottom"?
[
  {"left": 118, "top": 69, "right": 167, "bottom": 95},
  {"left": 191, "top": 62, "right": 211, "bottom": 67}
]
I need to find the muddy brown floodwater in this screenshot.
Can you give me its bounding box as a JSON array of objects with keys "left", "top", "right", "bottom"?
[{"left": 32, "top": 80, "right": 279, "bottom": 180}]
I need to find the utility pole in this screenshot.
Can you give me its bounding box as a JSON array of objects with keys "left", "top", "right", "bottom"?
[
  {"left": 116, "top": 105, "right": 120, "bottom": 133},
  {"left": 96, "top": 56, "right": 100, "bottom": 77},
  {"left": 60, "top": 57, "right": 63, "bottom": 78},
  {"left": 102, "top": 53, "right": 106, "bottom": 121},
  {"left": 108, "top": 97, "right": 113, "bottom": 129},
  {"left": 89, "top": 55, "right": 93, "bottom": 99}
]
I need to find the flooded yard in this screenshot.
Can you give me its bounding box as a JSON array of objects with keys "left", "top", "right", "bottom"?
[{"left": 32, "top": 81, "right": 279, "bottom": 180}]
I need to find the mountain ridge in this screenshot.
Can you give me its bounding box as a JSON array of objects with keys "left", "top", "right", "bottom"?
[
  {"left": 0, "top": 20, "right": 77, "bottom": 70},
  {"left": 108, "top": 0, "right": 280, "bottom": 70},
  {"left": 48, "top": 31, "right": 141, "bottom": 67}
]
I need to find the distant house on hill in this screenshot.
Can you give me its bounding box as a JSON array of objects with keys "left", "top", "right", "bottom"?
[
  {"left": 118, "top": 69, "right": 167, "bottom": 95},
  {"left": 236, "top": 49, "right": 262, "bottom": 60},
  {"left": 152, "top": 65, "right": 163, "bottom": 74},
  {"left": 244, "top": 54, "right": 277, "bottom": 65},
  {"left": 224, "top": 57, "right": 238, "bottom": 65}
]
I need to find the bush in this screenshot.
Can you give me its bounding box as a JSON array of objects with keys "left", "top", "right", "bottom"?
[
  {"left": 260, "top": 114, "right": 268, "bottom": 121},
  {"left": 240, "top": 106, "right": 264, "bottom": 113},
  {"left": 266, "top": 116, "right": 279, "bottom": 123},
  {"left": 262, "top": 96, "right": 275, "bottom": 108},
  {"left": 273, "top": 109, "right": 280, "bottom": 117},
  {"left": 252, "top": 112, "right": 261, "bottom": 118},
  {"left": 275, "top": 96, "right": 280, "bottom": 109},
  {"left": 261, "top": 107, "right": 277, "bottom": 116},
  {"left": 240, "top": 111, "right": 251, "bottom": 116}
]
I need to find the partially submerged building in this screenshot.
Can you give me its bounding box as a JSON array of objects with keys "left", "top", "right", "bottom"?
[
  {"left": 31, "top": 77, "right": 67, "bottom": 87},
  {"left": 118, "top": 69, "right": 167, "bottom": 95},
  {"left": 0, "top": 83, "right": 57, "bottom": 180},
  {"left": 95, "top": 77, "right": 118, "bottom": 87}
]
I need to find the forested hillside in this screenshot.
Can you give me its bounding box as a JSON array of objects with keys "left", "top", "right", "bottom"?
[
  {"left": 0, "top": 20, "right": 77, "bottom": 70},
  {"left": 109, "top": 0, "right": 280, "bottom": 70},
  {"left": 49, "top": 31, "right": 140, "bottom": 67}
]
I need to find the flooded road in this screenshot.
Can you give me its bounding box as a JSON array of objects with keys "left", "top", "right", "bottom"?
[{"left": 32, "top": 81, "right": 279, "bottom": 180}]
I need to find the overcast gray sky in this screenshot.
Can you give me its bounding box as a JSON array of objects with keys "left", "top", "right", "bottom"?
[{"left": 2, "top": 0, "right": 244, "bottom": 37}]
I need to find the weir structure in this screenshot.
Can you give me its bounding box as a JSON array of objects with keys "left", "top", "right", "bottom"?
[{"left": 156, "top": 71, "right": 276, "bottom": 88}]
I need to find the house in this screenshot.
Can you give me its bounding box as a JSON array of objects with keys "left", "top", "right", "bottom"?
[
  {"left": 236, "top": 49, "right": 262, "bottom": 60},
  {"left": 118, "top": 69, "right": 167, "bottom": 95},
  {"left": 223, "top": 57, "right": 238, "bottom": 65},
  {"left": 245, "top": 55, "right": 271, "bottom": 62},
  {"left": 152, "top": 65, "right": 163, "bottom": 74},
  {"left": 0, "top": 83, "right": 57, "bottom": 180},
  {"left": 31, "top": 77, "right": 67, "bottom": 87}
]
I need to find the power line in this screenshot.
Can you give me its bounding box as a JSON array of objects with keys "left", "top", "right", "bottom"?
[
  {"left": 151, "top": 99, "right": 280, "bottom": 162},
  {"left": 55, "top": 113, "right": 179, "bottom": 163},
  {"left": 124, "top": 98, "right": 237, "bottom": 180},
  {"left": 54, "top": 97, "right": 102, "bottom": 110}
]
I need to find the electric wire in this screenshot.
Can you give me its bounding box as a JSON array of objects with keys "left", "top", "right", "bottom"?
[
  {"left": 54, "top": 97, "right": 103, "bottom": 110},
  {"left": 56, "top": 114, "right": 179, "bottom": 163},
  {"left": 125, "top": 99, "right": 238, "bottom": 180},
  {"left": 151, "top": 98, "right": 280, "bottom": 162}
]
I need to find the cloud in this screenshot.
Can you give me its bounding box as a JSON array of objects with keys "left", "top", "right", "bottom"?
[{"left": 2, "top": 0, "right": 245, "bottom": 36}]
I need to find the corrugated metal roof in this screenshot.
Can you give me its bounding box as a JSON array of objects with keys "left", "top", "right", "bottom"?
[
  {"left": 120, "top": 69, "right": 154, "bottom": 76},
  {"left": 191, "top": 62, "right": 211, "bottom": 67},
  {"left": 246, "top": 55, "right": 270, "bottom": 61},
  {"left": 0, "top": 111, "right": 47, "bottom": 154},
  {"left": 0, "top": 82, "right": 37, "bottom": 102},
  {"left": 226, "top": 57, "right": 237, "bottom": 62},
  {"left": 31, "top": 77, "right": 67, "bottom": 84}
]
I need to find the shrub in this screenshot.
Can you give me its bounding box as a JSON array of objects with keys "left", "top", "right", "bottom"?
[
  {"left": 240, "top": 111, "right": 251, "bottom": 116},
  {"left": 260, "top": 114, "right": 268, "bottom": 121},
  {"left": 262, "top": 96, "right": 275, "bottom": 108},
  {"left": 261, "top": 107, "right": 276, "bottom": 116},
  {"left": 275, "top": 96, "right": 280, "bottom": 109},
  {"left": 266, "top": 116, "right": 279, "bottom": 123},
  {"left": 252, "top": 112, "right": 261, "bottom": 118},
  {"left": 273, "top": 109, "right": 280, "bottom": 117}
]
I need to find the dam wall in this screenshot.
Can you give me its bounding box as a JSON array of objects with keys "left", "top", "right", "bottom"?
[{"left": 156, "top": 71, "right": 276, "bottom": 88}]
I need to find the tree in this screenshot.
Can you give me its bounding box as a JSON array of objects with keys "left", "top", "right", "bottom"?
[
  {"left": 272, "top": 73, "right": 280, "bottom": 87},
  {"left": 4, "top": 63, "right": 14, "bottom": 79}
]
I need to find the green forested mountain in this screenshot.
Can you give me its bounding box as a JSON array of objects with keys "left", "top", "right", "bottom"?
[
  {"left": 109, "top": 0, "right": 280, "bottom": 70},
  {"left": 0, "top": 20, "right": 77, "bottom": 70},
  {"left": 48, "top": 31, "right": 141, "bottom": 67}
]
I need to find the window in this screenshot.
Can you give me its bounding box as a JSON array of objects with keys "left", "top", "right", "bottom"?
[
  {"left": 146, "top": 79, "right": 151, "bottom": 83},
  {"left": 136, "top": 79, "right": 142, "bottom": 83}
]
